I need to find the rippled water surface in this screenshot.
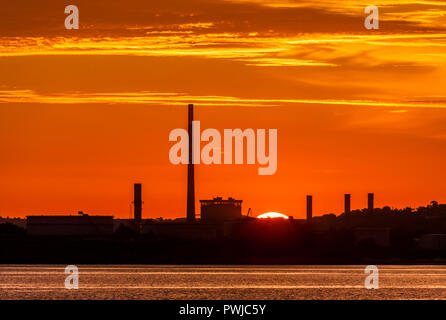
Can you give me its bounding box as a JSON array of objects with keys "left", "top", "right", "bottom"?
[{"left": 1, "top": 265, "right": 446, "bottom": 299}]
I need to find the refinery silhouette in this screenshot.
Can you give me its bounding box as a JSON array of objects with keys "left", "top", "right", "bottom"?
[
  {"left": 1, "top": 104, "right": 446, "bottom": 264},
  {"left": 22, "top": 104, "right": 376, "bottom": 238}
]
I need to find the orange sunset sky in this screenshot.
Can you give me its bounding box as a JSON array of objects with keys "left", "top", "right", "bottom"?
[{"left": 1, "top": 0, "right": 446, "bottom": 219}]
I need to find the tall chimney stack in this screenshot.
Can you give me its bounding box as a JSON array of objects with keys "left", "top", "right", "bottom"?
[
  {"left": 187, "top": 104, "right": 196, "bottom": 223},
  {"left": 306, "top": 195, "right": 312, "bottom": 222},
  {"left": 368, "top": 193, "right": 374, "bottom": 214},
  {"left": 134, "top": 183, "right": 142, "bottom": 223},
  {"left": 344, "top": 194, "right": 351, "bottom": 216}
]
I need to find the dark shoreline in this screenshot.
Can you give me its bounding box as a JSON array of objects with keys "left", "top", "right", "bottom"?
[
  {"left": 2, "top": 235, "right": 446, "bottom": 265},
  {"left": 4, "top": 203, "right": 446, "bottom": 265}
]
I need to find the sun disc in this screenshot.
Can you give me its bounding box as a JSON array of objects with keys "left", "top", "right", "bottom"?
[{"left": 257, "top": 212, "right": 288, "bottom": 219}]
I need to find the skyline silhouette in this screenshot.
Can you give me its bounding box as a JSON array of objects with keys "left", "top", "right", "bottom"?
[{"left": 1, "top": 0, "right": 446, "bottom": 220}]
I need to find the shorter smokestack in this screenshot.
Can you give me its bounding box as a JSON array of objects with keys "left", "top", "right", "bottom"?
[
  {"left": 344, "top": 194, "right": 351, "bottom": 216},
  {"left": 306, "top": 195, "right": 312, "bottom": 222},
  {"left": 134, "top": 183, "right": 142, "bottom": 223},
  {"left": 368, "top": 193, "right": 374, "bottom": 214}
]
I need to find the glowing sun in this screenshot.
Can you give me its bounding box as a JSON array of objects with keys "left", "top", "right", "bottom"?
[{"left": 257, "top": 212, "right": 289, "bottom": 219}]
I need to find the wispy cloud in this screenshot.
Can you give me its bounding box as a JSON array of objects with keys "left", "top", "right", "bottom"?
[
  {"left": 1, "top": 33, "right": 445, "bottom": 68},
  {"left": 2, "top": 89, "right": 446, "bottom": 109}
]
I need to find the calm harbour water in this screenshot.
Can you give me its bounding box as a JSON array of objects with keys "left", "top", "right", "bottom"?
[{"left": 1, "top": 265, "right": 446, "bottom": 299}]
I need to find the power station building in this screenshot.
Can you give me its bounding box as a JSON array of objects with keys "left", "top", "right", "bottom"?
[
  {"left": 141, "top": 197, "right": 244, "bottom": 239},
  {"left": 24, "top": 104, "right": 382, "bottom": 240},
  {"left": 200, "top": 197, "right": 242, "bottom": 223},
  {"left": 27, "top": 213, "right": 114, "bottom": 236}
]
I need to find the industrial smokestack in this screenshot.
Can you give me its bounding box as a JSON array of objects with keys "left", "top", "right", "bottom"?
[
  {"left": 187, "top": 104, "right": 196, "bottom": 223},
  {"left": 134, "top": 183, "right": 142, "bottom": 223},
  {"left": 368, "top": 193, "right": 374, "bottom": 214},
  {"left": 344, "top": 194, "right": 351, "bottom": 216},
  {"left": 306, "top": 195, "right": 312, "bottom": 222}
]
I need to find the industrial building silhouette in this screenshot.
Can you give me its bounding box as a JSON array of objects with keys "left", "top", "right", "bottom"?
[
  {"left": 200, "top": 197, "right": 242, "bottom": 223},
  {"left": 27, "top": 213, "right": 114, "bottom": 236},
  {"left": 25, "top": 103, "right": 378, "bottom": 239}
]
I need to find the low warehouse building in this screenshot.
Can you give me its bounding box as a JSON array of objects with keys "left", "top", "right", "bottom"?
[
  {"left": 27, "top": 213, "right": 114, "bottom": 236},
  {"left": 141, "top": 222, "right": 218, "bottom": 240},
  {"left": 418, "top": 234, "right": 446, "bottom": 250},
  {"left": 354, "top": 228, "right": 390, "bottom": 247}
]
